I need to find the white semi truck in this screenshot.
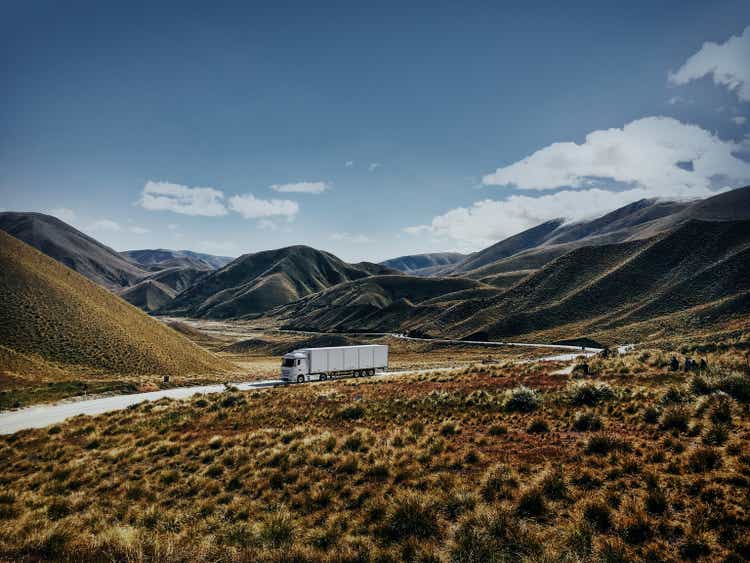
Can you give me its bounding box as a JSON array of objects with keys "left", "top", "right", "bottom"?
[{"left": 281, "top": 344, "right": 388, "bottom": 383}]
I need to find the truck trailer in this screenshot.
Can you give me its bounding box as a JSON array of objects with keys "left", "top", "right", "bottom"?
[{"left": 281, "top": 344, "right": 388, "bottom": 383}]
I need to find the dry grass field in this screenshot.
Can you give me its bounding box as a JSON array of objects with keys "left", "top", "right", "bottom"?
[
  {"left": 1, "top": 339, "right": 749, "bottom": 561},
  {"left": 0, "top": 233, "right": 234, "bottom": 409}
]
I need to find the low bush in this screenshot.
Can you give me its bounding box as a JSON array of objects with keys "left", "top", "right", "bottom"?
[
  {"left": 504, "top": 386, "right": 541, "bottom": 413},
  {"left": 585, "top": 434, "right": 630, "bottom": 455},
  {"left": 480, "top": 464, "right": 518, "bottom": 502},
  {"left": 527, "top": 418, "right": 549, "bottom": 433},
  {"left": 572, "top": 411, "right": 603, "bottom": 431},
  {"left": 659, "top": 405, "right": 691, "bottom": 433},
  {"left": 687, "top": 447, "right": 723, "bottom": 472},
  {"left": 383, "top": 492, "right": 439, "bottom": 541},
  {"left": 567, "top": 381, "right": 615, "bottom": 407}
]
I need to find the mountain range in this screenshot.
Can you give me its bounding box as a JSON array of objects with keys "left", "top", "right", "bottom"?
[{"left": 2, "top": 186, "right": 749, "bottom": 347}]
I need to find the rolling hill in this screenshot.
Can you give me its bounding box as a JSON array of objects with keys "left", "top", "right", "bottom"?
[
  {"left": 120, "top": 279, "right": 177, "bottom": 312},
  {"left": 269, "top": 274, "right": 498, "bottom": 333},
  {"left": 411, "top": 219, "right": 750, "bottom": 344},
  {"left": 0, "top": 230, "right": 233, "bottom": 376},
  {"left": 158, "top": 245, "right": 397, "bottom": 318},
  {"left": 0, "top": 212, "right": 148, "bottom": 290},
  {"left": 381, "top": 252, "right": 466, "bottom": 276},
  {"left": 122, "top": 249, "right": 233, "bottom": 271}
]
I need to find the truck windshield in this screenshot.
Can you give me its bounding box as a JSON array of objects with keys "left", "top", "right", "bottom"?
[{"left": 281, "top": 358, "right": 296, "bottom": 367}]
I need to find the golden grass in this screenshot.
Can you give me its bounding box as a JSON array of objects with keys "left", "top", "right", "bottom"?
[
  {"left": 0, "top": 232, "right": 234, "bottom": 406},
  {"left": 1, "top": 344, "right": 749, "bottom": 561}
]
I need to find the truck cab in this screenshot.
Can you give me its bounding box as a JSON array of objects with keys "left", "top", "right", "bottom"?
[{"left": 281, "top": 352, "right": 308, "bottom": 383}]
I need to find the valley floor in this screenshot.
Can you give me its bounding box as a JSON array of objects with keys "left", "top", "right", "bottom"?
[
  {"left": 0, "top": 337, "right": 749, "bottom": 561},
  {"left": 0, "top": 318, "right": 562, "bottom": 411}
]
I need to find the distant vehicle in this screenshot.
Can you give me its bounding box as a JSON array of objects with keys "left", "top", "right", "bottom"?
[{"left": 281, "top": 345, "right": 389, "bottom": 384}]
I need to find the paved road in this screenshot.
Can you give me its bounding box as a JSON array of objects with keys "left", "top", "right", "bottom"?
[{"left": 0, "top": 339, "right": 608, "bottom": 435}]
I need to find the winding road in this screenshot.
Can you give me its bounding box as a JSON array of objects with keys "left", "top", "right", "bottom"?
[{"left": 0, "top": 336, "right": 607, "bottom": 435}]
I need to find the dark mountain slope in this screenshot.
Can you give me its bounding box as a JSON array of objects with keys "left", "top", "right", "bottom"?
[
  {"left": 120, "top": 279, "right": 177, "bottom": 312},
  {"left": 140, "top": 266, "right": 208, "bottom": 294},
  {"left": 159, "top": 245, "right": 393, "bottom": 318},
  {"left": 122, "top": 249, "right": 233, "bottom": 271},
  {"left": 270, "top": 275, "right": 492, "bottom": 333},
  {"left": 0, "top": 231, "right": 232, "bottom": 376},
  {"left": 381, "top": 252, "right": 466, "bottom": 275},
  {"left": 416, "top": 219, "right": 750, "bottom": 343},
  {"left": 0, "top": 212, "right": 147, "bottom": 290}
]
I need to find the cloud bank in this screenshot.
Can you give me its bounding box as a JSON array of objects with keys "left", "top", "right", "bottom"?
[
  {"left": 228, "top": 193, "right": 299, "bottom": 220},
  {"left": 138, "top": 181, "right": 300, "bottom": 222},
  {"left": 409, "top": 116, "right": 750, "bottom": 249},
  {"left": 669, "top": 25, "right": 750, "bottom": 102},
  {"left": 138, "top": 181, "right": 227, "bottom": 216}
]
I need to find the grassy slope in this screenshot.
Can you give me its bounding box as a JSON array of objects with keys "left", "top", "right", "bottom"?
[
  {"left": 161, "top": 246, "right": 393, "bottom": 319},
  {"left": 0, "top": 231, "right": 233, "bottom": 378},
  {"left": 0, "top": 212, "right": 148, "bottom": 290},
  {"left": 411, "top": 220, "right": 750, "bottom": 344},
  {"left": 270, "top": 275, "right": 493, "bottom": 332}
]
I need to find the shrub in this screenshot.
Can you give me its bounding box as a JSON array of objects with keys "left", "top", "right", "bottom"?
[
  {"left": 440, "top": 421, "right": 459, "bottom": 436},
  {"left": 480, "top": 464, "right": 518, "bottom": 502},
  {"left": 645, "top": 488, "right": 668, "bottom": 515},
  {"left": 504, "top": 386, "right": 540, "bottom": 413},
  {"left": 659, "top": 405, "right": 690, "bottom": 432},
  {"left": 642, "top": 406, "right": 660, "bottom": 424},
  {"left": 259, "top": 510, "right": 295, "bottom": 548},
  {"left": 618, "top": 508, "right": 652, "bottom": 545},
  {"left": 450, "top": 508, "right": 541, "bottom": 562},
  {"left": 585, "top": 434, "right": 630, "bottom": 455},
  {"left": 527, "top": 418, "right": 549, "bottom": 433},
  {"left": 708, "top": 393, "right": 734, "bottom": 424},
  {"left": 516, "top": 486, "right": 546, "bottom": 518},
  {"left": 488, "top": 424, "right": 507, "bottom": 436},
  {"left": 716, "top": 373, "right": 750, "bottom": 403},
  {"left": 540, "top": 466, "right": 568, "bottom": 500},
  {"left": 336, "top": 405, "right": 364, "bottom": 420},
  {"left": 703, "top": 423, "right": 729, "bottom": 446},
  {"left": 689, "top": 374, "right": 712, "bottom": 396},
  {"left": 660, "top": 385, "right": 689, "bottom": 405},
  {"left": 567, "top": 381, "right": 615, "bottom": 407},
  {"left": 572, "top": 411, "right": 603, "bottom": 431},
  {"left": 687, "top": 447, "right": 722, "bottom": 472},
  {"left": 582, "top": 499, "right": 612, "bottom": 532},
  {"left": 383, "top": 492, "right": 439, "bottom": 541}
]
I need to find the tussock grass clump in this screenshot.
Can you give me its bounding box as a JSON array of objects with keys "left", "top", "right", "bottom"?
[
  {"left": 687, "top": 446, "right": 723, "bottom": 472},
  {"left": 659, "top": 405, "right": 691, "bottom": 433},
  {"left": 585, "top": 434, "right": 630, "bottom": 455},
  {"left": 527, "top": 418, "right": 549, "bottom": 433},
  {"left": 450, "top": 508, "right": 542, "bottom": 562},
  {"left": 567, "top": 381, "right": 616, "bottom": 406},
  {"left": 480, "top": 464, "right": 518, "bottom": 502},
  {"left": 504, "top": 385, "right": 540, "bottom": 412},
  {"left": 382, "top": 492, "right": 439, "bottom": 541},
  {"left": 572, "top": 411, "right": 603, "bottom": 431}
]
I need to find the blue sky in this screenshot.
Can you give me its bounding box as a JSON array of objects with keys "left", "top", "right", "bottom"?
[{"left": 2, "top": 1, "right": 749, "bottom": 261}]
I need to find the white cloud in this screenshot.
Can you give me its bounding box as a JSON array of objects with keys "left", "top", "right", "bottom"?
[
  {"left": 368, "top": 162, "right": 381, "bottom": 172},
  {"left": 330, "top": 232, "right": 373, "bottom": 244},
  {"left": 732, "top": 116, "right": 747, "bottom": 125},
  {"left": 228, "top": 193, "right": 299, "bottom": 220},
  {"left": 669, "top": 26, "right": 750, "bottom": 102},
  {"left": 129, "top": 226, "right": 149, "bottom": 234},
  {"left": 345, "top": 160, "right": 354, "bottom": 167},
  {"left": 167, "top": 223, "right": 179, "bottom": 230},
  {"left": 482, "top": 116, "right": 750, "bottom": 195},
  {"left": 409, "top": 116, "right": 750, "bottom": 250},
  {"left": 45, "top": 208, "right": 76, "bottom": 223},
  {"left": 138, "top": 181, "right": 227, "bottom": 216},
  {"left": 269, "top": 181, "right": 330, "bottom": 194},
  {"left": 87, "top": 219, "right": 122, "bottom": 232}
]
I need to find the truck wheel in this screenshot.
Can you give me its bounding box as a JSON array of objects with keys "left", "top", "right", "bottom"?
[
  {"left": 368, "top": 368, "right": 375, "bottom": 376},
  {"left": 320, "top": 373, "right": 328, "bottom": 381},
  {"left": 297, "top": 375, "right": 304, "bottom": 384},
  {"left": 354, "top": 370, "right": 361, "bottom": 377}
]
